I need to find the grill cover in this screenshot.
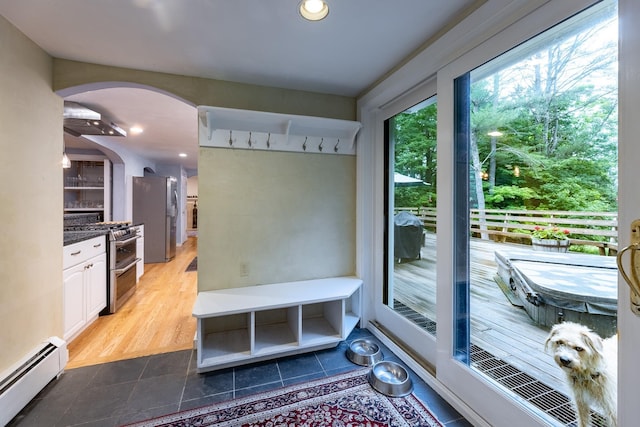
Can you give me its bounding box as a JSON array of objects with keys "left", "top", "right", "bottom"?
[{"left": 394, "top": 211, "right": 423, "bottom": 260}]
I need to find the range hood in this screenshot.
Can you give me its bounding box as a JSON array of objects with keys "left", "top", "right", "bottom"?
[{"left": 63, "top": 101, "right": 127, "bottom": 137}]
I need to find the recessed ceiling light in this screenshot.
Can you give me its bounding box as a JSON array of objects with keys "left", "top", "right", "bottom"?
[
  {"left": 179, "top": 153, "right": 187, "bottom": 157},
  {"left": 130, "top": 126, "right": 144, "bottom": 135},
  {"left": 299, "top": 0, "right": 329, "bottom": 21}
]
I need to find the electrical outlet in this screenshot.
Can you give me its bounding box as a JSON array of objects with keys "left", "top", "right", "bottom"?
[{"left": 240, "top": 262, "right": 249, "bottom": 277}]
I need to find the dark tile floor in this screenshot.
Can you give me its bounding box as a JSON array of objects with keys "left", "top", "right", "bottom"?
[{"left": 9, "top": 328, "right": 472, "bottom": 426}]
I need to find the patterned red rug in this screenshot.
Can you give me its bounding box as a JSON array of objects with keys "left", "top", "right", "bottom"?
[{"left": 125, "top": 368, "right": 443, "bottom": 426}]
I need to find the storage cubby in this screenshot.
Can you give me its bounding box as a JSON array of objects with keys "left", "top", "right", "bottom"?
[
  {"left": 197, "top": 313, "right": 251, "bottom": 367},
  {"left": 192, "top": 276, "right": 362, "bottom": 372},
  {"left": 253, "top": 307, "right": 299, "bottom": 355},
  {"left": 301, "top": 301, "right": 342, "bottom": 346},
  {"left": 344, "top": 285, "right": 361, "bottom": 334}
]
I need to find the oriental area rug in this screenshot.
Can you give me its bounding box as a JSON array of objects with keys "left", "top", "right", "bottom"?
[{"left": 125, "top": 368, "right": 443, "bottom": 427}]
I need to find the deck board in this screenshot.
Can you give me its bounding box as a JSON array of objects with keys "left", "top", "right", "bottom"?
[{"left": 392, "top": 234, "right": 615, "bottom": 397}]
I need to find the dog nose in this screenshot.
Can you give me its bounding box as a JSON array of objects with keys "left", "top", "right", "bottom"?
[{"left": 559, "top": 356, "right": 571, "bottom": 366}]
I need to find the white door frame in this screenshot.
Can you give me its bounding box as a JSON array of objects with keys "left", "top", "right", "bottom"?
[
  {"left": 357, "top": 1, "right": 632, "bottom": 425},
  {"left": 616, "top": 1, "right": 640, "bottom": 426}
]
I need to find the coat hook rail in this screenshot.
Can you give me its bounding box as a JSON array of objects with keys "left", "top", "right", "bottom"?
[
  {"left": 197, "top": 105, "right": 361, "bottom": 155},
  {"left": 203, "top": 129, "right": 356, "bottom": 155}
]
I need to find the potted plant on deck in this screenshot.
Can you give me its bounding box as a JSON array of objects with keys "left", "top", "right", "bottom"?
[{"left": 531, "top": 226, "right": 571, "bottom": 252}]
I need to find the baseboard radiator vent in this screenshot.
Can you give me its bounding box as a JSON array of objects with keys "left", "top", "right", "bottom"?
[{"left": 0, "top": 337, "right": 68, "bottom": 426}]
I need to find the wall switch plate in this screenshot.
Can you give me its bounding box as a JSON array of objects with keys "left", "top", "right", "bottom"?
[{"left": 240, "top": 262, "right": 249, "bottom": 278}]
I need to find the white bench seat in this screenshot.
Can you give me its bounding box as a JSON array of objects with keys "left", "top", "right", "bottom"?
[{"left": 192, "top": 276, "right": 362, "bottom": 372}]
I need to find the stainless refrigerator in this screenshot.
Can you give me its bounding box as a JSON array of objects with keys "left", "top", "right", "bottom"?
[{"left": 133, "top": 176, "right": 177, "bottom": 263}]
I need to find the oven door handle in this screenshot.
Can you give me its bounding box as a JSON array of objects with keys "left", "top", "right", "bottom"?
[
  {"left": 114, "top": 258, "right": 141, "bottom": 275},
  {"left": 115, "top": 235, "right": 141, "bottom": 247}
]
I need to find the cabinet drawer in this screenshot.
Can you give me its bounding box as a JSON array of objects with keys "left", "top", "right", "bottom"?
[{"left": 64, "top": 236, "right": 107, "bottom": 269}]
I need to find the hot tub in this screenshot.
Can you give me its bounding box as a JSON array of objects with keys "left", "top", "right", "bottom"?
[{"left": 494, "top": 249, "right": 617, "bottom": 337}]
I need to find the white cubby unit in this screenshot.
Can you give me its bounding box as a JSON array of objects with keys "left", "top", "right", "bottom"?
[{"left": 192, "top": 276, "right": 362, "bottom": 372}]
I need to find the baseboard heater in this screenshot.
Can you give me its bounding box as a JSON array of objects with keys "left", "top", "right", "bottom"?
[{"left": 0, "top": 337, "right": 68, "bottom": 426}]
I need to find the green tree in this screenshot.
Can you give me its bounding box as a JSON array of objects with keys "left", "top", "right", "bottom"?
[
  {"left": 471, "top": 10, "right": 617, "bottom": 216},
  {"left": 393, "top": 102, "right": 437, "bottom": 207}
]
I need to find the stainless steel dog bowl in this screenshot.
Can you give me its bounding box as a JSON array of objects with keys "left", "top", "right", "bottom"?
[
  {"left": 368, "top": 360, "right": 413, "bottom": 397},
  {"left": 346, "top": 338, "right": 384, "bottom": 366}
]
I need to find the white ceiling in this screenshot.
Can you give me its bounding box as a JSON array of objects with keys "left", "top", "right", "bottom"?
[{"left": 0, "top": 0, "right": 475, "bottom": 171}]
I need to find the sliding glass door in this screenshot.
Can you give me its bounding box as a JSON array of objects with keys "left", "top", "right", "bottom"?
[
  {"left": 440, "top": 1, "right": 619, "bottom": 425},
  {"left": 385, "top": 98, "right": 438, "bottom": 335},
  {"left": 368, "top": 1, "right": 623, "bottom": 426},
  {"left": 375, "top": 80, "right": 439, "bottom": 365}
]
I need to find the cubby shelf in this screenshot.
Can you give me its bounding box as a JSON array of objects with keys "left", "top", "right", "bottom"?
[{"left": 192, "top": 277, "right": 362, "bottom": 372}]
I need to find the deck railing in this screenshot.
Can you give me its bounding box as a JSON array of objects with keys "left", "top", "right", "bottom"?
[{"left": 394, "top": 207, "right": 618, "bottom": 255}]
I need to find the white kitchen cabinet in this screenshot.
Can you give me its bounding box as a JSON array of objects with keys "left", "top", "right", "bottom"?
[
  {"left": 63, "top": 264, "right": 86, "bottom": 341},
  {"left": 86, "top": 253, "right": 107, "bottom": 319},
  {"left": 63, "top": 236, "right": 107, "bottom": 342},
  {"left": 136, "top": 224, "right": 144, "bottom": 281},
  {"left": 63, "top": 154, "right": 111, "bottom": 221},
  {"left": 192, "top": 276, "right": 362, "bottom": 372}
]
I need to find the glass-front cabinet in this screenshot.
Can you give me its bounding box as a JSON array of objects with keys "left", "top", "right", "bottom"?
[{"left": 63, "top": 154, "right": 111, "bottom": 221}]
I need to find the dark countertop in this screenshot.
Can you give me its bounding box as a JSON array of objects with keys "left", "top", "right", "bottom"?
[{"left": 64, "top": 230, "right": 109, "bottom": 246}]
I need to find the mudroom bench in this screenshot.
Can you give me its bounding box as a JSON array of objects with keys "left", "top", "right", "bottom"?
[{"left": 192, "top": 276, "right": 362, "bottom": 372}]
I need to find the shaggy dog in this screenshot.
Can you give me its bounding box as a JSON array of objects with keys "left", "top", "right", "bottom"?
[{"left": 545, "top": 322, "right": 617, "bottom": 427}]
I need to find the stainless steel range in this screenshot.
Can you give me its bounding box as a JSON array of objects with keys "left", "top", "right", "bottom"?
[
  {"left": 107, "top": 224, "right": 141, "bottom": 313},
  {"left": 64, "top": 220, "right": 141, "bottom": 314}
]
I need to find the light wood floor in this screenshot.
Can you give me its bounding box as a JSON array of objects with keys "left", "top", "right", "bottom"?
[{"left": 66, "top": 236, "right": 198, "bottom": 369}]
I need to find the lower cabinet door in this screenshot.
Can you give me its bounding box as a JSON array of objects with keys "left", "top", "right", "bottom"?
[
  {"left": 63, "top": 264, "right": 85, "bottom": 340},
  {"left": 87, "top": 253, "right": 107, "bottom": 318}
]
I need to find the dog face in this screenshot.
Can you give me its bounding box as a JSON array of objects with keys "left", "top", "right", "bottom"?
[{"left": 545, "top": 322, "right": 604, "bottom": 375}]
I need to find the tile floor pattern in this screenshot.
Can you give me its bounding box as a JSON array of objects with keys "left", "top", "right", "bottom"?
[{"left": 9, "top": 329, "right": 472, "bottom": 427}]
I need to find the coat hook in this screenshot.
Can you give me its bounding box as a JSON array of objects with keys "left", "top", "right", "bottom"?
[
  {"left": 319, "top": 137, "right": 324, "bottom": 152},
  {"left": 334, "top": 138, "right": 340, "bottom": 153},
  {"left": 303, "top": 136, "right": 308, "bottom": 151},
  {"left": 228, "top": 130, "right": 234, "bottom": 146},
  {"left": 266, "top": 133, "right": 271, "bottom": 148},
  {"left": 248, "top": 131, "right": 253, "bottom": 147}
]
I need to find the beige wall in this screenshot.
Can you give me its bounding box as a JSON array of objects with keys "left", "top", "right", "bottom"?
[
  {"left": 0, "top": 14, "right": 358, "bottom": 375},
  {"left": 53, "top": 59, "right": 356, "bottom": 121},
  {"left": 0, "top": 16, "right": 63, "bottom": 371},
  {"left": 198, "top": 148, "right": 356, "bottom": 291}
]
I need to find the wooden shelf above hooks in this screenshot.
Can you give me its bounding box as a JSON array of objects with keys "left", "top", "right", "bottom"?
[{"left": 197, "top": 106, "right": 361, "bottom": 155}]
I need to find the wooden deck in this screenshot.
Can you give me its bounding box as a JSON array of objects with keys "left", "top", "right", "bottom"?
[{"left": 392, "top": 234, "right": 616, "bottom": 397}]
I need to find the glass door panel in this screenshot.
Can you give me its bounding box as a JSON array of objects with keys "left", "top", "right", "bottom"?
[
  {"left": 385, "top": 98, "right": 438, "bottom": 336},
  {"left": 454, "top": 2, "right": 618, "bottom": 424}
]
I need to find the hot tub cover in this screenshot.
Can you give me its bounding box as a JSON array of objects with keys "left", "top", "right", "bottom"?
[{"left": 495, "top": 249, "right": 617, "bottom": 315}]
